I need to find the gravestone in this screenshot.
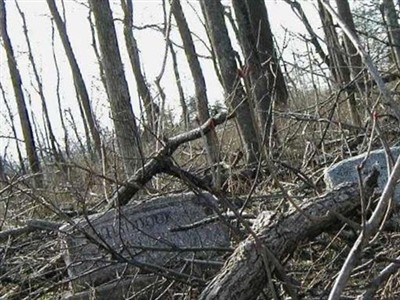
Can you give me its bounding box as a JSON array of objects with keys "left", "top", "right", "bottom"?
[
  {"left": 60, "top": 192, "right": 230, "bottom": 290},
  {"left": 324, "top": 147, "right": 400, "bottom": 202}
]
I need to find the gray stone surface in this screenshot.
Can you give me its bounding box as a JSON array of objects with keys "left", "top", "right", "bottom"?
[
  {"left": 324, "top": 147, "right": 400, "bottom": 202},
  {"left": 60, "top": 192, "right": 230, "bottom": 289},
  {"left": 62, "top": 275, "right": 157, "bottom": 300}
]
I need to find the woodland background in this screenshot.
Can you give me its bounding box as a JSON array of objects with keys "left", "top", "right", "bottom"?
[{"left": 0, "top": 0, "right": 400, "bottom": 299}]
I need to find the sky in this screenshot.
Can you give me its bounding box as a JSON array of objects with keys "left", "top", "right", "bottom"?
[{"left": 0, "top": 0, "right": 321, "bottom": 162}]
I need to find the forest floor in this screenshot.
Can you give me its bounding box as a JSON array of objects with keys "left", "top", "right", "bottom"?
[{"left": 1, "top": 114, "right": 400, "bottom": 299}]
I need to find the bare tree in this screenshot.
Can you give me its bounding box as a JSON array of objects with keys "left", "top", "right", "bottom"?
[
  {"left": 0, "top": 82, "right": 26, "bottom": 174},
  {"left": 283, "top": 0, "right": 332, "bottom": 68},
  {"left": 381, "top": 0, "right": 400, "bottom": 70},
  {"left": 50, "top": 20, "right": 70, "bottom": 159},
  {"left": 318, "top": 0, "right": 361, "bottom": 126},
  {"left": 89, "top": 0, "right": 143, "bottom": 178},
  {"left": 336, "top": 0, "right": 363, "bottom": 76},
  {"left": 0, "top": 0, "right": 42, "bottom": 187},
  {"left": 121, "top": 0, "right": 160, "bottom": 134},
  {"left": 200, "top": 0, "right": 260, "bottom": 165},
  {"left": 336, "top": 0, "right": 363, "bottom": 126},
  {"left": 0, "top": 155, "right": 5, "bottom": 182},
  {"left": 16, "top": 2, "right": 64, "bottom": 165},
  {"left": 318, "top": 0, "right": 345, "bottom": 83},
  {"left": 88, "top": 8, "right": 107, "bottom": 96},
  {"left": 231, "top": 0, "right": 273, "bottom": 150},
  {"left": 171, "top": 0, "right": 221, "bottom": 186},
  {"left": 46, "top": 0, "right": 102, "bottom": 157},
  {"left": 168, "top": 41, "right": 189, "bottom": 129},
  {"left": 245, "top": 0, "right": 288, "bottom": 106}
]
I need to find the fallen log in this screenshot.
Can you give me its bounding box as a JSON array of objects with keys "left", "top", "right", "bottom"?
[
  {"left": 0, "top": 219, "right": 61, "bottom": 242},
  {"left": 199, "top": 169, "right": 379, "bottom": 300}
]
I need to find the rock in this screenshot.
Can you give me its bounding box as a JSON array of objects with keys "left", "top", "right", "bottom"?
[
  {"left": 324, "top": 147, "right": 400, "bottom": 202},
  {"left": 60, "top": 192, "right": 230, "bottom": 291},
  {"left": 61, "top": 275, "right": 157, "bottom": 300}
]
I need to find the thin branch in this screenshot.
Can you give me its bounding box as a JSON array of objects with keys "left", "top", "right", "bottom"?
[
  {"left": 321, "top": 0, "right": 400, "bottom": 121},
  {"left": 360, "top": 255, "right": 400, "bottom": 299},
  {"left": 105, "top": 112, "right": 234, "bottom": 209}
]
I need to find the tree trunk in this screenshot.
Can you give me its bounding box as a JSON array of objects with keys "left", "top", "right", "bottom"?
[
  {"left": 335, "top": 0, "right": 363, "bottom": 76},
  {"left": 89, "top": 0, "right": 142, "bottom": 178},
  {"left": 284, "top": 0, "right": 332, "bottom": 70},
  {"left": 88, "top": 8, "right": 108, "bottom": 98},
  {"left": 121, "top": 0, "right": 160, "bottom": 134},
  {"left": 107, "top": 112, "right": 232, "bottom": 208},
  {"left": 318, "top": 1, "right": 345, "bottom": 83},
  {"left": 168, "top": 42, "right": 189, "bottom": 129},
  {"left": 0, "top": 155, "right": 5, "bottom": 182},
  {"left": 232, "top": 0, "right": 273, "bottom": 149},
  {"left": 245, "top": 0, "right": 288, "bottom": 107},
  {"left": 46, "top": 0, "right": 101, "bottom": 157},
  {"left": 171, "top": 0, "right": 221, "bottom": 187},
  {"left": 16, "top": 2, "right": 64, "bottom": 166},
  {"left": 200, "top": 0, "right": 260, "bottom": 165},
  {"left": 318, "top": 0, "right": 361, "bottom": 127},
  {"left": 335, "top": 0, "right": 362, "bottom": 126},
  {"left": 199, "top": 3, "right": 224, "bottom": 88},
  {"left": 199, "top": 175, "right": 378, "bottom": 300},
  {"left": 0, "top": 0, "right": 42, "bottom": 187},
  {"left": 50, "top": 20, "right": 71, "bottom": 159},
  {"left": 0, "top": 82, "right": 27, "bottom": 174},
  {"left": 381, "top": 0, "right": 400, "bottom": 70}
]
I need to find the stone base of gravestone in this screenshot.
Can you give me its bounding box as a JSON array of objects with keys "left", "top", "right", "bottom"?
[
  {"left": 324, "top": 147, "right": 400, "bottom": 202},
  {"left": 60, "top": 192, "right": 230, "bottom": 291},
  {"left": 61, "top": 275, "right": 157, "bottom": 300}
]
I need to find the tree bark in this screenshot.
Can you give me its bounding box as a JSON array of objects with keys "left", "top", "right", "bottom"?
[
  {"left": 168, "top": 42, "right": 189, "bottom": 129},
  {"left": 335, "top": 0, "right": 363, "bottom": 75},
  {"left": 0, "top": 155, "right": 5, "bottom": 182},
  {"left": 199, "top": 172, "right": 379, "bottom": 300},
  {"left": 88, "top": 8, "right": 108, "bottom": 99},
  {"left": 335, "top": 0, "right": 363, "bottom": 126},
  {"left": 106, "top": 112, "right": 233, "bottom": 208},
  {"left": 50, "top": 20, "right": 71, "bottom": 159},
  {"left": 245, "top": 0, "right": 288, "bottom": 107},
  {"left": 0, "top": 82, "right": 27, "bottom": 174},
  {"left": 318, "top": 0, "right": 361, "bottom": 126},
  {"left": 0, "top": 0, "right": 42, "bottom": 187},
  {"left": 318, "top": 0, "right": 345, "bottom": 83},
  {"left": 46, "top": 0, "right": 102, "bottom": 157},
  {"left": 284, "top": 0, "right": 332, "bottom": 69},
  {"left": 16, "top": 2, "right": 64, "bottom": 165},
  {"left": 171, "top": 0, "right": 221, "bottom": 187},
  {"left": 381, "top": 0, "right": 400, "bottom": 70},
  {"left": 89, "top": 0, "right": 143, "bottom": 178},
  {"left": 200, "top": 0, "right": 260, "bottom": 165},
  {"left": 232, "top": 0, "right": 272, "bottom": 142},
  {"left": 121, "top": 0, "right": 160, "bottom": 134}
]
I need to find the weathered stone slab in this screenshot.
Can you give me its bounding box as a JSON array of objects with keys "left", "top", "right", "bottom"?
[
  {"left": 324, "top": 147, "right": 400, "bottom": 202},
  {"left": 60, "top": 192, "right": 230, "bottom": 290},
  {"left": 62, "top": 275, "right": 157, "bottom": 300}
]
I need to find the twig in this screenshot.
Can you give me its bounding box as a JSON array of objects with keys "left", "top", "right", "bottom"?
[
  {"left": 199, "top": 168, "right": 379, "bottom": 300},
  {"left": 105, "top": 112, "right": 234, "bottom": 209},
  {"left": 328, "top": 156, "right": 400, "bottom": 299},
  {"left": 321, "top": 0, "right": 400, "bottom": 121},
  {"left": 359, "top": 254, "right": 400, "bottom": 299},
  {"left": 316, "top": 4, "right": 400, "bottom": 298},
  {"left": 0, "top": 219, "right": 61, "bottom": 243}
]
